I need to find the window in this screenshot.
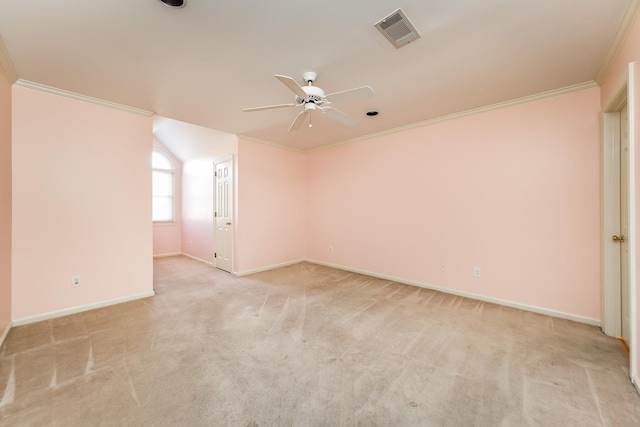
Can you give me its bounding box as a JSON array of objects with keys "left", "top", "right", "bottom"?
[{"left": 152, "top": 151, "right": 175, "bottom": 222}]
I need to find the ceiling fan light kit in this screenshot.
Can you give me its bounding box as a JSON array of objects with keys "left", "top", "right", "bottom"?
[{"left": 243, "top": 72, "right": 374, "bottom": 132}]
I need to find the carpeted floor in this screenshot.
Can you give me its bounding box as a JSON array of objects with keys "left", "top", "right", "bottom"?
[{"left": 1, "top": 255, "right": 639, "bottom": 426}]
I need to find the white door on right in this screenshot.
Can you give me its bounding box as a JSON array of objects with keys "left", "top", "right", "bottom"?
[
  {"left": 215, "top": 158, "right": 233, "bottom": 273},
  {"left": 620, "top": 104, "right": 630, "bottom": 347}
]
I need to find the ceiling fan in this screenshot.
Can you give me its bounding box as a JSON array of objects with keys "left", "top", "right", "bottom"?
[{"left": 242, "top": 72, "right": 374, "bottom": 131}]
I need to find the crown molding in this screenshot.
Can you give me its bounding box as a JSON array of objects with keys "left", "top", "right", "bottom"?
[
  {"left": 0, "top": 34, "right": 18, "bottom": 83},
  {"left": 236, "top": 133, "right": 306, "bottom": 153},
  {"left": 595, "top": 0, "right": 640, "bottom": 84},
  {"left": 311, "top": 81, "right": 599, "bottom": 153},
  {"left": 14, "top": 79, "right": 154, "bottom": 117}
]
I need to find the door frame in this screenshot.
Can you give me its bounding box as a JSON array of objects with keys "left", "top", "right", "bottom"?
[{"left": 214, "top": 156, "right": 234, "bottom": 272}]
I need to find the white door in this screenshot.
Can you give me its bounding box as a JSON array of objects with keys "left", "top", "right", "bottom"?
[
  {"left": 621, "top": 104, "right": 631, "bottom": 347},
  {"left": 603, "top": 62, "right": 639, "bottom": 379},
  {"left": 215, "top": 158, "right": 233, "bottom": 272},
  {"left": 629, "top": 61, "right": 640, "bottom": 380}
]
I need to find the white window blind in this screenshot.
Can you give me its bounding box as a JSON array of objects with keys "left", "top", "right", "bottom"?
[{"left": 152, "top": 152, "right": 175, "bottom": 222}]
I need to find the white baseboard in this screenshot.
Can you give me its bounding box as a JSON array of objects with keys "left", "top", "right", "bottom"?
[
  {"left": 234, "top": 259, "right": 306, "bottom": 277},
  {"left": 181, "top": 252, "right": 215, "bottom": 267},
  {"left": 154, "top": 252, "right": 214, "bottom": 266},
  {"left": 0, "top": 321, "right": 12, "bottom": 349},
  {"left": 306, "top": 259, "right": 601, "bottom": 327},
  {"left": 153, "top": 252, "right": 182, "bottom": 258},
  {"left": 12, "top": 291, "right": 155, "bottom": 327}
]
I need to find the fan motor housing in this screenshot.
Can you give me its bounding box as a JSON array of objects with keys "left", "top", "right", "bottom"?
[{"left": 297, "top": 85, "right": 325, "bottom": 105}]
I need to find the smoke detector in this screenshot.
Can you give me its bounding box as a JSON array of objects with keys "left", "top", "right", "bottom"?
[{"left": 375, "top": 9, "right": 421, "bottom": 48}]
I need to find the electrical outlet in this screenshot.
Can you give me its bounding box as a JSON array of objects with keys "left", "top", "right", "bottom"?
[
  {"left": 71, "top": 275, "right": 82, "bottom": 288},
  {"left": 473, "top": 267, "right": 482, "bottom": 278},
  {"left": 328, "top": 245, "right": 333, "bottom": 253}
]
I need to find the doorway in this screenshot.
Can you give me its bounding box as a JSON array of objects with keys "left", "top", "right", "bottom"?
[{"left": 215, "top": 157, "right": 233, "bottom": 272}]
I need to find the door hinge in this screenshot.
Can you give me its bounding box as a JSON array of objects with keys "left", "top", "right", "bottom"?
[
  {"left": 214, "top": 212, "right": 218, "bottom": 217},
  {"left": 214, "top": 171, "right": 217, "bottom": 177},
  {"left": 214, "top": 252, "right": 217, "bottom": 258}
]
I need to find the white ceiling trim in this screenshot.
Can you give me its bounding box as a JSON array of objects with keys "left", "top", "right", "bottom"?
[
  {"left": 0, "top": 35, "right": 17, "bottom": 83},
  {"left": 11, "top": 76, "right": 599, "bottom": 154},
  {"left": 596, "top": 0, "right": 640, "bottom": 84},
  {"left": 311, "top": 81, "right": 599, "bottom": 153},
  {"left": 236, "top": 134, "right": 306, "bottom": 154},
  {"left": 14, "top": 79, "right": 154, "bottom": 117}
]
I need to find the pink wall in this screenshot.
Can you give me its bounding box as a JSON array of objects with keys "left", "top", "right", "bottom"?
[
  {"left": 0, "top": 62, "right": 11, "bottom": 336},
  {"left": 307, "top": 87, "right": 602, "bottom": 320},
  {"left": 153, "top": 137, "right": 182, "bottom": 256},
  {"left": 11, "top": 86, "right": 153, "bottom": 320},
  {"left": 235, "top": 138, "right": 307, "bottom": 273},
  {"left": 181, "top": 139, "right": 237, "bottom": 264}
]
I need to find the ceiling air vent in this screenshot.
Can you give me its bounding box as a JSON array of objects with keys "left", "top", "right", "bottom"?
[{"left": 375, "top": 9, "right": 421, "bottom": 48}]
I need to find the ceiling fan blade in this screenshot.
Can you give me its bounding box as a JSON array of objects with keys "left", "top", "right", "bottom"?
[
  {"left": 275, "top": 75, "right": 308, "bottom": 99},
  {"left": 325, "top": 86, "right": 374, "bottom": 103},
  {"left": 242, "top": 103, "right": 297, "bottom": 112},
  {"left": 288, "top": 110, "right": 310, "bottom": 131},
  {"left": 321, "top": 107, "right": 357, "bottom": 126}
]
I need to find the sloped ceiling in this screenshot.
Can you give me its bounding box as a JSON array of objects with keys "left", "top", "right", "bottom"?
[{"left": 0, "top": 0, "right": 634, "bottom": 152}]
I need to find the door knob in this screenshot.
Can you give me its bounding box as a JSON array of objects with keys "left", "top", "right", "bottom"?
[{"left": 612, "top": 234, "right": 626, "bottom": 242}]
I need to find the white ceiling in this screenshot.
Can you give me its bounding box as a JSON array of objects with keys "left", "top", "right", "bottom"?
[{"left": 0, "top": 0, "right": 633, "bottom": 152}]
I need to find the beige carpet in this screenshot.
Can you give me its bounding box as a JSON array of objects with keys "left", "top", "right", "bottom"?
[{"left": 1, "top": 255, "right": 639, "bottom": 426}]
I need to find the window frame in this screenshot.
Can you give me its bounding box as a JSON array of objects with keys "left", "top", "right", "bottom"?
[{"left": 152, "top": 151, "right": 176, "bottom": 223}]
